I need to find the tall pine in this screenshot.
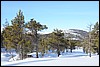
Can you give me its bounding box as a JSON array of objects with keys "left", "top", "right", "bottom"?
[{"left": 25, "top": 18, "right": 48, "bottom": 58}]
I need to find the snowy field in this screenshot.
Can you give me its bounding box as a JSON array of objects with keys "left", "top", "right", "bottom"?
[{"left": 1, "top": 47, "right": 99, "bottom": 66}]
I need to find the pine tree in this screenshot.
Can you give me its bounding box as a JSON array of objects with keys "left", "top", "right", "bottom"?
[
  {"left": 82, "top": 23, "right": 99, "bottom": 57},
  {"left": 66, "top": 33, "right": 77, "bottom": 53},
  {"left": 81, "top": 37, "right": 89, "bottom": 53},
  {"left": 10, "top": 10, "right": 25, "bottom": 60},
  {"left": 2, "top": 25, "right": 14, "bottom": 52},
  {"left": 48, "top": 29, "right": 64, "bottom": 57},
  {"left": 91, "top": 22, "right": 99, "bottom": 55},
  {"left": 25, "top": 18, "right": 48, "bottom": 58},
  {"left": 39, "top": 35, "right": 49, "bottom": 56}
]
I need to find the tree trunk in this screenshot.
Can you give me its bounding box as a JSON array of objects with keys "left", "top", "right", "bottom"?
[
  {"left": 57, "top": 49, "right": 60, "bottom": 57},
  {"left": 70, "top": 48, "right": 72, "bottom": 53},
  {"left": 57, "top": 44, "right": 60, "bottom": 57},
  {"left": 36, "top": 45, "right": 38, "bottom": 58},
  {"left": 19, "top": 45, "right": 22, "bottom": 60},
  {"left": 19, "top": 44, "right": 23, "bottom": 60},
  {"left": 89, "top": 52, "right": 91, "bottom": 57},
  {"left": 97, "top": 47, "right": 99, "bottom": 55},
  {"left": 35, "top": 30, "right": 38, "bottom": 58},
  {"left": 83, "top": 47, "right": 85, "bottom": 53},
  {"left": 70, "top": 46, "right": 72, "bottom": 53}
]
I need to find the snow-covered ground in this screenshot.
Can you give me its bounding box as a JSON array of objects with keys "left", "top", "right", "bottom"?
[{"left": 1, "top": 47, "right": 99, "bottom": 66}]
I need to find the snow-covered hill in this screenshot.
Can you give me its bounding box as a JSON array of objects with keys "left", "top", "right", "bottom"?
[
  {"left": 1, "top": 47, "right": 99, "bottom": 66},
  {"left": 63, "top": 29, "right": 88, "bottom": 41}
]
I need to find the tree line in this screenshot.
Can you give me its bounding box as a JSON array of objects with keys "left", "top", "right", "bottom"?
[{"left": 1, "top": 10, "right": 99, "bottom": 60}]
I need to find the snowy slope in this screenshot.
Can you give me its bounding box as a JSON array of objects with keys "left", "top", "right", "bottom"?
[
  {"left": 1, "top": 47, "right": 99, "bottom": 66},
  {"left": 63, "top": 29, "right": 88, "bottom": 40}
]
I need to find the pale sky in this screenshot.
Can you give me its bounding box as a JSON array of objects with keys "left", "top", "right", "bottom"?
[{"left": 1, "top": 1, "right": 99, "bottom": 33}]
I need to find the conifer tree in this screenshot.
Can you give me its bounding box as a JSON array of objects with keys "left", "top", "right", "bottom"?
[
  {"left": 25, "top": 18, "right": 48, "bottom": 58},
  {"left": 91, "top": 22, "right": 99, "bottom": 55},
  {"left": 48, "top": 29, "right": 64, "bottom": 57}
]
